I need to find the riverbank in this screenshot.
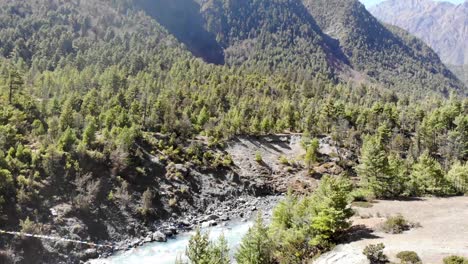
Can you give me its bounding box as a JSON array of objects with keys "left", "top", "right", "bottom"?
[{"left": 88, "top": 194, "right": 282, "bottom": 263}]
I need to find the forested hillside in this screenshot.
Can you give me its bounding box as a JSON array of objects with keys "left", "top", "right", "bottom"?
[
  {"left": 0, "top": 0, "right": 466, "bottom": 263},
  {"left": 302, "top": 0, "right": 461, "bottom": 94}
]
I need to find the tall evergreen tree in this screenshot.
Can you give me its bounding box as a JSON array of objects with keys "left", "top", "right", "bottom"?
[{"left": 235, "top": 214, "right": 274, "bottom": 264}]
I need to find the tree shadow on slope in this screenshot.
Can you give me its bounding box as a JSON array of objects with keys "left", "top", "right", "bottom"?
[
  {"left": 340, "top": 225, "right": 381, "bottom": 243},
  {"left": 136, "top": 0, "right": 225, "bottom": 65}
]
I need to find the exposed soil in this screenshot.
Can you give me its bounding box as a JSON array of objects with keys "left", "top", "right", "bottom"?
[{"left": 314, "top": 197, "right": 468, "bottom": 264}]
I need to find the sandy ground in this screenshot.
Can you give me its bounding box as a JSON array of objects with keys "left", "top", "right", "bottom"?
[{"left": 314, "top": 197, "right": 468, "bottom": 264}]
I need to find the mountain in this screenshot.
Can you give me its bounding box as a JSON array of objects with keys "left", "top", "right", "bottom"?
[
  {"left": 301, "top": 0, "right": 462, "bottom": 94},
  {"left": 0, "top": 0, "right": 467, "bottom": 263},
  {"left": 449, "top": 64, "right": 468, "bottom": 86},
  {"left": 370, "top": 0, "right": 468, "bottom": 85},
  {"left": 0, "top": 0, "right": 463, "bottom": 95},
  {"left": 370, "top": 0, "right": 467, "bottom": 66},
  {"left": 148, "top": 0, "right": 465, "bottom": 94}
]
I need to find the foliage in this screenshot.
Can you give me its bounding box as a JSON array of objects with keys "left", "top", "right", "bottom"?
[
  {"left": 443, "top": 256, "right": 468, "bottom": 264},
  {"left": 255, "top": 151, "right": 263, "bottom": 163},
  {"left": 0, "top": 0, "right": 465, "bottom": 261},
  {"left": 304, "top": 138, "right": 320, "bottom": 169},
  {"left": 446, "top": 162, "right": 468, "bottom": 195},
  {"left": 380, "top": 215, "right": 410, "bottom": 234},
  {"left": 410, "top": 151, "right": 451, "bottom": 196},
  {"left": 185, "top": 229, "right": 230, "bottom": 264},
  {"left": 356, "top": 135, "right": 405, "bottom": 198},
  {"left": 235, "top": 214, "right": 274, "bottom": 264},
  {"left": 139, "top": 188, "right": 154, "bottom": 216},
  {"left": 363, "top": 243, "right": 388, "bottom": 264},
  {"left": 396, "top": 251, "right": 422, "bottom": 264},
  {"left": 19, "top": 217, "right": 41, "bottom": 235},
  {"left": 268, "top": 176, "right": 353, "bottom": 262}
]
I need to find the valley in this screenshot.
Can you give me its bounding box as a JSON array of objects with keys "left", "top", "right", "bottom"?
[{"left": 0, "top": 0, "right": 466, "bottom": 263}]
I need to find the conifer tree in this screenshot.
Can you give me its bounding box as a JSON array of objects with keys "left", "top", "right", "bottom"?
[{"left": 235, "top": 214, "right": 274, "bottom": 264}]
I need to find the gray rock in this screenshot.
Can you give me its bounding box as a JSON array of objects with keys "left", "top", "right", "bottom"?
[
  {"left": 162, "top": 229, "right": 174, "bottom": 237},
  {"left": 83, "top": 248, "right": 98, "bottom": 259},
  {"left": 152, "top": 231, "right": 167, "bottom": 242},
  {"left": 130, "top": 239, "right": 140, "bottom": 248},
  {"left": 204, "top": 214, "right": 219, "bottom": 221},
  {"left": 201, "top": 220, "right": 217, "bottom": 228}
]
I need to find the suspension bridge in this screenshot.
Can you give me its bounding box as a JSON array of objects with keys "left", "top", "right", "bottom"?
[{"left": 0, "top": 229, "right": 114, "bottom": 248}]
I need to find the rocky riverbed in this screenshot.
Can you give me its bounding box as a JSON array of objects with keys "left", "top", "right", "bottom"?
[{"left": 87, "top": 195, "right": 282, "bottom": 262}]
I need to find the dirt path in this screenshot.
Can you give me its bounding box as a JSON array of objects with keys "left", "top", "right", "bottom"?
[{"left": 314, "top": 197, "right": 468, "bottom": 264}]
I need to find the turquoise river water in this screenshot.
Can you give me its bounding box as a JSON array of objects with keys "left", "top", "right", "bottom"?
[{"left": 89, "top": 221, "right": 253, "bottom": 264}]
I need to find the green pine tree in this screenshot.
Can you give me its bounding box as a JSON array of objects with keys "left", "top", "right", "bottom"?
[{"left": 235, "top": 214, "right": 274, "bottom": 264}]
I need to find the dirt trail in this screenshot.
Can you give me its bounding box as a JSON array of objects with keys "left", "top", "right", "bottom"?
[{"left": 314, "top": 197, "right": 468, "bottom": 264}]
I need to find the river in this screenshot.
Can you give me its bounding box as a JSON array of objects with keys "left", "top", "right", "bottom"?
[{"left": 88, "top": 221, "right": 253, "bottom": 264}]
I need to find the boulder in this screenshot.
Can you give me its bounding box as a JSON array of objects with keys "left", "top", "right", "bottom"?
[
  {"left": 201, "top": 220, "right": 217, "bottom": 228},
  {"left": 80, "top": 248, "right": 98, "bottom": 261},
  {"left": 144, "top": 236, "right": 152, "bottom": 243},
  {"left": 203, "top": 214, "right": 219, "bottom": 221},
  {"left": 152, "top": 231, "right": 167, "bottom": 242}
]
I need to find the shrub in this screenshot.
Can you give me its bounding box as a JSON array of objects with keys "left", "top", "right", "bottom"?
[
  {"left": 351, "top": 188, "right": 375, "bottom": 202},
  {"left": 255, "top": 151, "right": 263, "bottom": 163},
  {"left": 443, "top": 256, "right": 468, "bottom": 264},
  {"left": 222, "top": 154, "right": 233, "bottom": 167},
  {"left": 19, "top": 217, "right": 41, "bottom": 235},
  {"left": 363, "top": 243, "right": 388, "bottom": 264},
  {"left": 396, "top": 251, "right": 422, "bottom": 264},
  {"left": 380, "top": 215, "right": 410, "bottom": 234},
  {"left": 139, "top": 188, "right": 154, "bottom": 216},
  {"left": 278, "top": 155, "right": 289, "bottom": 165}
]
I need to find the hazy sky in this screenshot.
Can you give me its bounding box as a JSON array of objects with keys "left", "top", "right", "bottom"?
[{"left": 360, "top": 0, "right": 465, "bottom": 7}]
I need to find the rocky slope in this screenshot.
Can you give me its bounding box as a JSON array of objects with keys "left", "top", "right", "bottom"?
[{"left": 2, "top": 134, "right": 351, "bottom": 264}]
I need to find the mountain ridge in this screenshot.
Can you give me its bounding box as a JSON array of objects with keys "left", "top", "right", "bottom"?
[
  {"left": 370, "top": 0, "right": 468, "bottom": 66},
  {"left": 134, "top": 0, "right": 464, "bottom": 95}
]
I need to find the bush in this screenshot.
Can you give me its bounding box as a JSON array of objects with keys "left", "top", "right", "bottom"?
[
  {"left": 19, "top": 217, "right": 41, "bottom": 235},
  {"left": 278, "top": 155, "right": 289, "bottom": 165},
  {"left": 363, "top": 243, "right": 388, "bottom": 264},
  {"left": 351, "top": 188, "right": 375, "bottom": 202},
  {"left": 396, "top": 251, "right": 421, "bottom": 264},
  {"left": 443, "top": 256, "right": 468, "bottom": 264},
  {"left": 139, "top": 188, "right": 154, "bottom": 216},
  {"left": 255, "top": 151, "right": 263, "bottom": 163},
  {"left": 380, "top": 215, "right": 410, "bottom": 234}
]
